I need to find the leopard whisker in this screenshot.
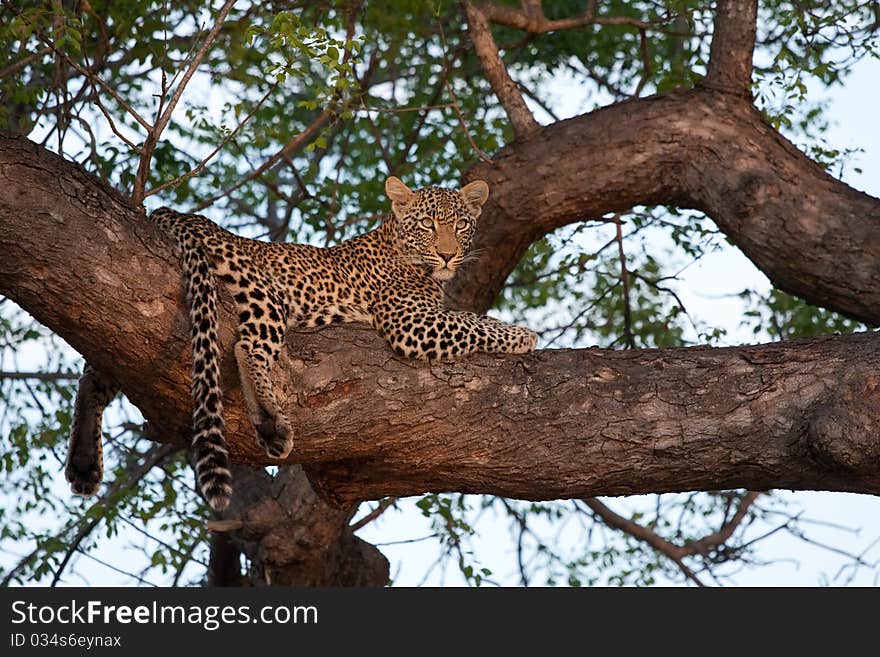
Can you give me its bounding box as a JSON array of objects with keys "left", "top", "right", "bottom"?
[{"left": 459, "top": 251, "right": 484, "bottom": 265}]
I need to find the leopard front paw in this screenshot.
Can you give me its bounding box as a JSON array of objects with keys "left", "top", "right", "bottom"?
[
  {"left": 252, "top": 408, "right": 294, "bottom": 460},
  {"left": 512, "top": 327, "right": 538, "bottom": 353}
]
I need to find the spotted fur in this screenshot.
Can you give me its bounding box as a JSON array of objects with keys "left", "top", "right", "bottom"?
[
  {"left": 65, "top": 363, "right": 116, "bottom": 497},
  {"left": 67, "top": 177, "right": 537, "bottom": 510}
]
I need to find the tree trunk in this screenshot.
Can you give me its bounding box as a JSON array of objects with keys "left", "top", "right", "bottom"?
[
  {"left": 1, "top": 130, "right": 878, "bottom": 512},
  {"left": 221, "top": 465, "right": 388, "bottom": 586}
]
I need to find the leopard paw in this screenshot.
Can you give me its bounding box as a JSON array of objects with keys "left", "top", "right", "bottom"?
[
  {"left": 512, "top": 327, "right": 538, "bottom": 353},
  {"left": 65, "top": 455, "right": 102, "bottom": 497},
  {"left": 253, "top": 409, "right": 294, "bottom": 460}
]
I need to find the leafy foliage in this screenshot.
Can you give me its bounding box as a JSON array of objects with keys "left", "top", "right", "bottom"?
[{"left": 1, "top": 0, "right": 878, "bottom": 586}]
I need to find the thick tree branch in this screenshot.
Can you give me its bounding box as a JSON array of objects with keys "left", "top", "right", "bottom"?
[
  {"left": 704, "top": 0, "right": 758, "bottom": 96},
  {"left": 461, "top": 1, "right": 540, "bottom": 141},
  {"left": 447, "top": 88, "right": 880, "bottom": 326},
  {"left": 1, "top": 131, "right": 879, "bottom": 509}
]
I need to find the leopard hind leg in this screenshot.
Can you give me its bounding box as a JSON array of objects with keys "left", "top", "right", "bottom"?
[
  {"left": 65, "top": 362, "right": 118, "bottom": 496},
  {"left": 224, "top": 269, "right": 292, "bottom": 460}
]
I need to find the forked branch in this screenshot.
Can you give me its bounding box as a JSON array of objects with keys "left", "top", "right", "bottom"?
[
  {"left": 461, "top": 1, "right": 540, "bottom": 141},
  {"left": 131, "top": 0, "right": 237, "bottom": 205},
  {"left": 583, "top": 492, "right": 762, "bottom": 585}
]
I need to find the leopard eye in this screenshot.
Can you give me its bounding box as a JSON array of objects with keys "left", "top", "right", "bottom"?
[
  {"left": 420, "top": 216, "right": 434, "bottom": 230},
  {"left": 455, "top": 219, "right": 470, "bottom": 230}
]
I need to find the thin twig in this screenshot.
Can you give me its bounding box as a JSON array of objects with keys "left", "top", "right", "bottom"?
[
  {"left": 629, "top": 269, "right": 701, "bottom": 337},
  {"left": 0, "top": 46, "right": 52, "bottom": 79},
  {"left": 50, "top": 514, "right": 103, "bottom": 586},
  {"left": 500, "top": 498, "right": 531, "bottom": 586},
  {"left": 170, "top": 535, "right": 201, "bottom": 587},
  {"left": 131, "top": 0, "right": 237, "bottom": 205},
  {"left": 17, "top": 16, "right": 152, "bottom": 130},
  {"left": 145, "top": 83, "right": 277, "bottom": 198},
  {"left": 80, "top": 37, "right": 143, "bottom": 153},
  {"left": 350, "top": 498, "right": 397, "bottom": 532},
  {"left": 191, "top": 0, "right": 364, "bottom": 212},
  {"left": 684, "top": 492, "right": 762, "bottom": 556},
  {"left": 353, "top": 102, "right": 457, "bottom": 114},
  {"left": 191, "top": 108, "right": 334, "bottom": 211},
  {"left": 74, "top": 549, "right": 159, "bottom": 587},
  {"left": 634, "top": 27, "right": 652, "bottom": 96},
  {"left": 438, "top": 20, "right": 494, "bottom": 162},
  {"left": 48, "top": 444, "right": 177, "bottom": 586},
  {"left": 375, "top": 533, "right": 438, "bottom": 547}
]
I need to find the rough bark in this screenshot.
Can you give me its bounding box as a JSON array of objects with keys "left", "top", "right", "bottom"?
[
  {"left": 207, "top": 530, "right": 246, "bottom": 586},
  {"left": 1, "top": 131, "right": 879, "bottom": 511},
  {"left": 447, "top": 87, "right": 880, "bottom": 326},
  {"left": 705, "top": 0, "right": 758, "bottom": 96},
  {"left": 205, "top": 464, "right": 389, "bottom": 586},
  {"left": 222, "top": 465, "right": 389, "bottom": 586}
]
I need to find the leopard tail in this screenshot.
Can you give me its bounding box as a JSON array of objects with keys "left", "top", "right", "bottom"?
[{"left": 152, "top": 207, "right": 232, "bottom": 511}]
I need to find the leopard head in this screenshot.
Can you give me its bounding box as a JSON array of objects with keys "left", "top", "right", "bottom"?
[{"left": 385, "top": 176, "right": 489, "bottom": 282}]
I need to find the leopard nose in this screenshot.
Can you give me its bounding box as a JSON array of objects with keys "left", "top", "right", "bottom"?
[{"left": 438, "top": 250, "right": 456, "bottom": 264}]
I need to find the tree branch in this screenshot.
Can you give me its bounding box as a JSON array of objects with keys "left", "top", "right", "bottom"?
[
  {"left": 447, "top": 89, "right": 880, "bottom": 327},
  {"left": 350, "top": 498, "right": 396, "bottom": 532},
  {"left": 582, "top": 498, "right": 706, "bottom": 586},
  {"left": 478, "top": 0, "right": 655, "bottom": 33},
  {"left": 0, "top": 371, "right": 79, "bottom": 381},
  {"left": 438, "top": 23, "right": 493, "bottom": 163},
  {"left": 583, "top": 491, "right": 762, "bottom": 585},
  {"left": 144, "top": 83, "right": 277, "bottom": 199},
  {"left": 222, "top": 465, "right": 388, "bottom": 586},
  {"left": 0, "top": 46, "right": 52, "bottom": 80},
  {"left": 131, "top": 0, "right": 237, "bottom": 206},
  {"left": 48, "top": 444, "right": 177, "bottom": 586},
  {"left": 1, "top": 132, "right": 879, "bottom": 507},
  {"left": 461, "top": 1, "right": 540, "bottom": 141},
  {"left": 27, "top": 28, "right": 152, "bottom": 131},
  {"left": 704, "top": 0, "right": 758, "bottom": 96},
  {"left": 190, "top": 109, "right": 334, "bottom": 212},
  {"left": 685, "top": 491, "right": 761, "bottom": 556}
]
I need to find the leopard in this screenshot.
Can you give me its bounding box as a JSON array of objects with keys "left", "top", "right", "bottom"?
[{"left": 65, "top": 176, "right": 538, "bottom": 511}]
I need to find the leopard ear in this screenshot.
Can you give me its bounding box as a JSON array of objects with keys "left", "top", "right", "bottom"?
[
  {"left": 460, "top": 180, "right": 489, "bottom": 218},
  {"left": 385, "top": 176, "right": 415, "bottom": 217}
]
